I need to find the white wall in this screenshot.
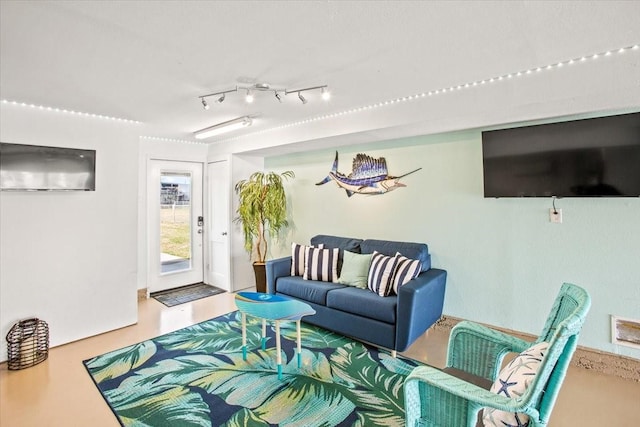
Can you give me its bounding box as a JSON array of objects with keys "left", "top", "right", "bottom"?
[
  {"left": 265, "top": 131, "right": 640, "bottom": 359},
  {"left": 0, "top": 105, "right": 139, "bottom": 361},
  {"left": 228, "top": 154, "right": 264, "bottom": 291}
]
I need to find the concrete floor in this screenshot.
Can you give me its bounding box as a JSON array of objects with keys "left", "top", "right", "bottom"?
[{"left": 1, "top": 292, "right": 638, "bottom": 426}]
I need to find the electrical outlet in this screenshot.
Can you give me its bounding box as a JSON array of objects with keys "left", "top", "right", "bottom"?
[{"left": 549, "top": 208, "right": 563, "bottom": 223}]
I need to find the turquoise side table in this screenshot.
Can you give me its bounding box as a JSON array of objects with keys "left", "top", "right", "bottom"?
[{"left": 234, "top": 292, "right": 316, "bottom": 379}]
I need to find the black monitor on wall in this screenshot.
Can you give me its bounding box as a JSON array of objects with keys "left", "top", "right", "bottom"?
[
  {"left": 482, "top": 112, "right": 640, "bottom": 197},
  {"left": 0, "top": 143, "right": 96, "bottom": 191}
]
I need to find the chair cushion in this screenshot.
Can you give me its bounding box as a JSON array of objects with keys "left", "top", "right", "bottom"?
[
  {"left": 442, "top": 367, "right": 493, "bottom": 390},
  {"left": 367, "top": 251, "right": 399, "bottom": 297},
  {"left": 303, "top": 246, "right": 339, "bottom": 282},
  {"left": 391, "top": 252, "right": 421, "bottom": 294},
  {"left": 482, "top": 341, "right": 549, "bottom": 427},
  {"left": 276, "top": 276, "right": 345, "bottom": 305},
  {"left": 361, "top": 239, "right": 431, "bottom": 272},
  {"left": 338, "top": 251, "right": 372, "bottom": 289},
  {"left": 326, "top": 286, "right": 397, "bottom": 323}
]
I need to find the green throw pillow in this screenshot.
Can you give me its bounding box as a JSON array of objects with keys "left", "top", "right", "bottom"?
[{"left": 338, "top": 251, "right": 372, "bottom": 289}]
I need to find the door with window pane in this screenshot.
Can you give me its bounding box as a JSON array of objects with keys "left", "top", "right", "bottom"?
[{"left": 148, "top": 160, "right": 203, "bottom": 292}]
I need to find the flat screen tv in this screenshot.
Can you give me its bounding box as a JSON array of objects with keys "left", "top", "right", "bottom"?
[
  {"left": 482, "top": 112, "right": 640, "bottom": 197},
  {"left": 0, "top": 143, "right": 96, "bottom": 191}
]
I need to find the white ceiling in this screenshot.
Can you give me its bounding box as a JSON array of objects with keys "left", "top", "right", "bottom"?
[{"left": 2, "top": 1, "right": 639, "bottom": 155}]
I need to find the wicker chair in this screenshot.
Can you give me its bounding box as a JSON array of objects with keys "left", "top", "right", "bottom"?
[{"left": 404, "top": 283, "right": 591, "bottom": 427}]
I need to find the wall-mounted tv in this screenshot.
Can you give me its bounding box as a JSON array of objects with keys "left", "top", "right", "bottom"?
[
  {"left": 0, "top": 143, "right": 96, "bottom": 191},
  {"left": 482, "top": 112, "right": 640, "bottom": 197}
]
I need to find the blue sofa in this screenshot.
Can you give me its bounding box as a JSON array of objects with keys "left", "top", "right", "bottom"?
[{"left": 266, "top": 235, "right": 447, "bottom": 353}]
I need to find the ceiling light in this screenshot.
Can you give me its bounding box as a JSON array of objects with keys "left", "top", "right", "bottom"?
[
  {"left": 194, "top": 116, "right": 252, "bottom": 139},
  {"left": 201, "top": 98, "right": 209, "bottom": 110},
  {"left": 321, "top": 87, "right": 331, "bottom": 100},
  {"left": 198, "top": 83, "right": 329, "bottom": 107}
]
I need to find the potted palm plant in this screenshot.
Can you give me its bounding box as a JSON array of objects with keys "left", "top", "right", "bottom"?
[{"left": 234, "top": 170, "right": 294, "bottom": 292}]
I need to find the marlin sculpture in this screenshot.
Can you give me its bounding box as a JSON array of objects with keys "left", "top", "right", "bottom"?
[{"left": 316, "top": 151, "right": 421, "bottom": 197}]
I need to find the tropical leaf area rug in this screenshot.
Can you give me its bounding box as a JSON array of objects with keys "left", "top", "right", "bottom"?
[{"left": 83, "top": 311, "right": 422, "bottom": 427}]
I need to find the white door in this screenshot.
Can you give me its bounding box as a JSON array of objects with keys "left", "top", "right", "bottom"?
[
  {"left": 207, "top": 160, "right": 231, "bottom": 291},
  {"left": 148, "top": 160, "right": 204, "bottom": 292}
]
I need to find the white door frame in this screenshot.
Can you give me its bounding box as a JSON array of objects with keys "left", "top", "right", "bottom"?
[{"left": 147, "top": 159, "right": 204, "bottom": 293}]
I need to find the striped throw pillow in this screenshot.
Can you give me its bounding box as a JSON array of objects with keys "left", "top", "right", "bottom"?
[
  {"left": 367, "top": 251, "right": 399, "bottom": 297},
  {"left": 291, "top": 243, "right": 324, "bottom": 276},
  {"left": 392, "top": 252, "right": 422, "bottom": 294},
  {"left": 303, "top": 246, "right": 339, "bottom": 282}
]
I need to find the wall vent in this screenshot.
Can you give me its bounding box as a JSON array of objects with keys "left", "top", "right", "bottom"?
[{"left": 611, "top": 316, "right": 640, "bottom": 349}]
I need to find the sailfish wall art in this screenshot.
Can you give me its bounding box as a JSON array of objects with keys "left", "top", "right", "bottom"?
[{"left": 316, "top": 151, "right": 421, "bottom": 197}]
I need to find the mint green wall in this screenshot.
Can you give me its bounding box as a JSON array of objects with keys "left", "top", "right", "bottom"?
[{"left": 266, "top": 131, "right": 640, "bottom": 358}]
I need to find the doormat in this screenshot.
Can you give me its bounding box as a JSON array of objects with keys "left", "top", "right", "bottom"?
[{"left": 151, "top": 283, "right": 225, "bottom": 307}]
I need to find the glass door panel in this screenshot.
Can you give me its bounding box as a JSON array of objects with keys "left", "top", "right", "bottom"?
[{"left": 160, "top": 172, "right": 192, "bottom": 274}]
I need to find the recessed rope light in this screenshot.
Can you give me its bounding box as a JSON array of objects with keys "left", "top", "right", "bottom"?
[
  {"left": 216, "top": 43, "right": 639, "bottom": 143},
  {"left": 140, "top": 136, "right": 205, "bottom": 145},
  {"left": 1, "top": 99, "right": 141, "bottom": 124},
  {"left": 5, "top": 44, "right": 637, "bottom": 144}
]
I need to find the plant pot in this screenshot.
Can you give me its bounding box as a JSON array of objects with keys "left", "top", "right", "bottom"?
[{"left": 253, "top": 262, "right": 267, "bottom": 293}]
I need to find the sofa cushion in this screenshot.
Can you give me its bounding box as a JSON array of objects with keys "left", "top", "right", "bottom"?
[
  {"left": 391, "top": 252, "right": 422, "bottom": 294},
  {"left": 291, "top": 242, "right": 324, "bottom": 276},
  {"left": 368, "top": 251, "right": 399, "bottom": 297},
  {"left": 304, "top": 246, "right": 339, "bottom": 282},
  {"left": 311, "top": 235, "right": 363, "bottom": 253},
  {"left": 276, "top": 276, "right": 345, "bottom": 305},
  {"left": 361, "top": 239, "right": 431, "bottom": 272},
  {"left": 311, "top": 235, "right": 364, "bottom": 275},
  {"left": 326, "top": 286, "right": 397, "bottom": 324},
  {"left": 338, "top": 251, "right": 372, "bottom": 289}
]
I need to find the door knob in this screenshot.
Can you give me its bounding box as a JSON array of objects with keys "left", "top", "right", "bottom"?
[
  {"left": 197, "top": 229, "right": 203, "bottom": 234},
  {"left": 222, "top": 232, "right": 228, "bottom": 236}
]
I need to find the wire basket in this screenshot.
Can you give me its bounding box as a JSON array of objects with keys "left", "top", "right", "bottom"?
[{"left": 6, "top": 318, "right": 49, "bottom": 370}]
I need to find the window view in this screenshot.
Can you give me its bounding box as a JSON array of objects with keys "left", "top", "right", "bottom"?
[{"left": 160, "top": 172, "right": 192, "bottom": 274}]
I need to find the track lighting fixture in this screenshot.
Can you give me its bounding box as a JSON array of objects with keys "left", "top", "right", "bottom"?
[
  {"left": 198, "top": 83, "right": 329, "bottom": 108},
  {"left": 321, "top": 86, "right": 331, "bottom": 100},
  {"left": 284, "top": 85, "right": 328, "bottom": 103},
  {"left": 201, "top": 98, "right": 209, "bottom": 110},
  {"left": 193, "top": 116, "right": 253, "bottom": 139}
]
